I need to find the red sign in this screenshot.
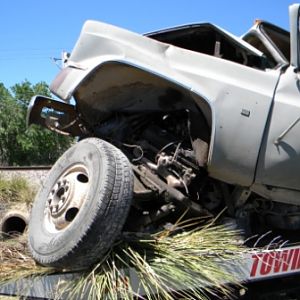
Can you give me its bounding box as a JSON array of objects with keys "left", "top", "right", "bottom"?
[{"left": 249, "top": 247, "right": 300, "bottom": 278}]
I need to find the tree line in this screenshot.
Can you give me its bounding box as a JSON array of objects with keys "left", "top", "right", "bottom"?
[{"left": 0, "top": 80, "right": 73, "bottom": 166}]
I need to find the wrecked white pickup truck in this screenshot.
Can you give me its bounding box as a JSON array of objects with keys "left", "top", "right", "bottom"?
[{"left": 27, "top": 4, "right": 300, "bottom": 270}]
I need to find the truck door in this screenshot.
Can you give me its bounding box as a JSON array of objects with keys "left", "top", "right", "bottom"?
[
  {"left": 255, "top": 4, "right": 300, "bottom": 190},
  {"left": 256, "top": 66, "right": 300, "bottom": 190}
]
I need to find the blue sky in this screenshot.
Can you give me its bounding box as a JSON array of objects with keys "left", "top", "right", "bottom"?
[{"left": 0, "top": 0, "right": 295, "bottom": 89}]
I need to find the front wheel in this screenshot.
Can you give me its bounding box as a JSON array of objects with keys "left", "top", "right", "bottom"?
[{"left": 28, "top": 138, "right": 133, "bottom": 269}]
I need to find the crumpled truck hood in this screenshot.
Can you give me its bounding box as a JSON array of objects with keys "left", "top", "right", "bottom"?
[{"left": 50, "top": 20, "right": 264, "bottom": 103}]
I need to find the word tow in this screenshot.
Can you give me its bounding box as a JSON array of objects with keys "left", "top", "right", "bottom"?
[{"left": 250, "top": 248, "right": 300, "bottom": 277}]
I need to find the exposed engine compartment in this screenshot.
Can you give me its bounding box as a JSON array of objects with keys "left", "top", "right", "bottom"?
[{"left": 92, "top": 110, "right": 215, "bottom": 231}]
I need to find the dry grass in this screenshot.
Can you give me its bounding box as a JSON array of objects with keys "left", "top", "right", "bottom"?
[{"left": 0, "top": 234, "right": 49, "bottom": 283}]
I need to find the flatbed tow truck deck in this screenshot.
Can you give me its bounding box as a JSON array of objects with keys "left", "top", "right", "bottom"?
[{"left": 1, "top": 243, "right": 300, "bottom": 299}]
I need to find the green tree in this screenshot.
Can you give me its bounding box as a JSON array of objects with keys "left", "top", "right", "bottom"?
[
  {"left": 0, "top": 80, "right": 73, "bottom": 166},
  {"left": 0, "top": 83, "right": 17, "bottom": 164}
]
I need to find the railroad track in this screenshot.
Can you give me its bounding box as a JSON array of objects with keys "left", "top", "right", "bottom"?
[{"left": 0, "top": 166, "right": 52, "bottom": 171}]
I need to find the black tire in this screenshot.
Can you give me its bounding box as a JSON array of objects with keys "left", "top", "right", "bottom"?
[{"left": 28, "top": 138, "right": 133, "bottom": 269}]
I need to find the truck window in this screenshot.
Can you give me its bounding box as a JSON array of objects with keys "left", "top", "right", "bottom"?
[
  {"left": 260, "top": 23, "right": 290, "bottom": 62},
  {"left": 243, "top": 33, "right": 277, "bottom": 69}
]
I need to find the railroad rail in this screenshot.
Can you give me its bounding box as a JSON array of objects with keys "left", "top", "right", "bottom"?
[
  {"left": 0, "top": 166, "right": 52, "bottom": 170},
  {"left": 0, "top": 166, "right": 51, "bottom": 187}
]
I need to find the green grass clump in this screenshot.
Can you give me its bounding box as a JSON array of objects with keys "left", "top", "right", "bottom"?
[
  {"left": 0, "top": 218, "right": 247, "bottom": 299},
  {"left": 0, "top": 177, "right": 36, "bottom": 205},
  {"left": 64, "top": 221, "right": 246, "bottom": 300}
]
